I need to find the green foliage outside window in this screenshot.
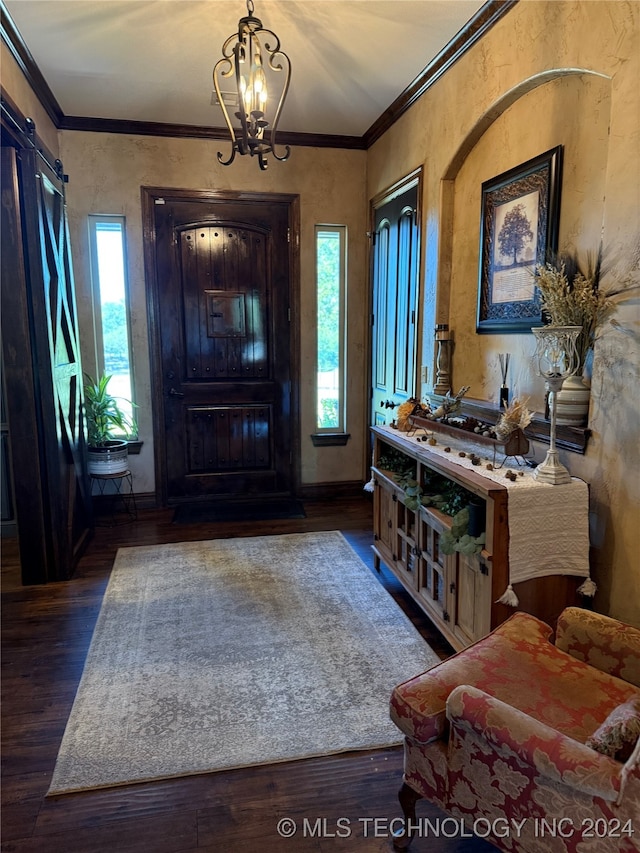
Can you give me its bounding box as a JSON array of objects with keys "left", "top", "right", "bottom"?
[
  {"left": 317, "top": 232, "right": 340, "bottom": 373},
  {"left": 318, "top": 398, "right": 339, "bottom": 429},
  {"left": 101, "top": 300, "right": 130, "bottom": 372},
  {"left": 316, "top": 228, "right": 344, "bottom": 431}
]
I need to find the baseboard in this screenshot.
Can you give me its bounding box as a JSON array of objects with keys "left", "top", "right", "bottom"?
[
  {"left": 298, "top": 481, "right": 369, "bottom": 501},
  {"left": 129, "top": 492, "right": 158, "bottom": 510},
  {"left": 92, "top": 491, "right": 157, "bottom": 511},
  {"left": 114, "top": 487, "right": 369, "bottom": 508},
  {"left": 1, "top": 521, "right": 17, "bottom": 538}
]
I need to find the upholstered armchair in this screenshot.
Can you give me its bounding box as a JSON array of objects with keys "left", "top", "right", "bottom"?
[{"left": 390, "top": 607, "right": 640, "bottom": 852}]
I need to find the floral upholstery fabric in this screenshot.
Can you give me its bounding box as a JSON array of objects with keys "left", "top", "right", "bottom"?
[
  {"left": 391, "top": 608, "right": 640, "bottom": 853},
  {"left": 556, "top": 607, "right": 640, "bottom": 687},
  {"left": 448, "top": 686, "right": 624, "bottom": 801},
  {"left": 585, "top": 697, "right": 640, "bottom": 762},
  {"left": 391, "top": 612, "right": 639, "bottom": 745}
]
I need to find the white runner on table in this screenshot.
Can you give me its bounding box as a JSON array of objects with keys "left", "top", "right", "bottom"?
[
  {"left": 505, "top": 477, "right": 589, "bottom": 585},
  {"left": 375, "top": 426, "right": 591, "bottom": 603}
]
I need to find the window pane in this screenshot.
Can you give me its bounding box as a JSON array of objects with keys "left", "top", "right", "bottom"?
[
  {"left": 89, "top": 217, "right": 135, "bottom": 431},
  {"left": 316, "top": 226, "right": 345, "bottom": 431}
]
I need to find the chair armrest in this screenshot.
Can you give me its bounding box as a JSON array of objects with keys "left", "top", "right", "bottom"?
[
  {"left": 555, "top": 607, "right": 640, "bottom": 686},
  {"left": 447, "top": 685, "right": 625, "bottom": 802}
]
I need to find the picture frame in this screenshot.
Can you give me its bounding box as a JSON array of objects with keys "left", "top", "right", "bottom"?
[{"left": 476, "top": 146, "right": 563, "bottom": 333}]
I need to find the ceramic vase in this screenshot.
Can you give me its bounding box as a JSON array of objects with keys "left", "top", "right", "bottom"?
[
  {"left": 467, "top": 498, "right": 486, "bottom": 538},
  {"left": 87, "top": 440, "right": 129, "bottom": 475},
  {"left": 555, "top": 374, "right": 590, "bottom": 426}
]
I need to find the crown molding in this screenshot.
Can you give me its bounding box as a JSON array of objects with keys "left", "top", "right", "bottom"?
[
  {"left": 59, "top": 114, "right": 366, "bottom": 150},
  {"left": 363, "top": 0, "right": 519, "bottom": 148},
  {"left": 2, "top": 0, "right": 518, "bottom": 152}
]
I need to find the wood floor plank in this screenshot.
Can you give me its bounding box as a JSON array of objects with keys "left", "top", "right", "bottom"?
[
  {"left": 2, "top": 812, "right": 198, "bottom": 853},
  {"left": 2, "top": 497, "right": 489, "bottom": 852},
  {"left": 0, "top": 798, "right": 42, "bottom": 843}
]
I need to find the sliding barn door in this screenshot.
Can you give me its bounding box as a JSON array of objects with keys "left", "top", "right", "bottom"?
[
  {"left": 370, "top": 184, "right": 420, "bottom": 426},
  {"left": 1, "top": 137, "right": 92, "bottom": 583}
]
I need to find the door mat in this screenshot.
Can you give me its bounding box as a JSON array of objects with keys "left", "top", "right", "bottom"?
[{"left": 172, "top": 498, "right": 306, "bottom": 525}]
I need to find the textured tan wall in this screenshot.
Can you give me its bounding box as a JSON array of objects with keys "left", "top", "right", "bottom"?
[
  {"left": 58, "top": 133, "right": 368, "bottom": 492},
  {"left": 367, "top": 0, "right": 640, "bottom": 625},
  {"left": 1, "top": 41, "right": 59, "bottom": 156},
  {"left": 451, "top": 73, "right": 611, "bottom": 408}
]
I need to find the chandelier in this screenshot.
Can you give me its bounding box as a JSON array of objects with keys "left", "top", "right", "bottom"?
[{"left": 213, "top": 0, "right": 291, "bottom": 171}]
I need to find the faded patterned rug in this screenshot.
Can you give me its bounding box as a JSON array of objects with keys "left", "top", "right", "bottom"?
[{"left": 48, "top": 531, "right": 438, "bottom": 795}]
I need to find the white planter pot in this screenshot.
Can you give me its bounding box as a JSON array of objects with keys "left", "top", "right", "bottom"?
[
  {"left": 87, "top": 440, "right": 129, "bottom": 475},
  {"left": 556, "top": 375, "right": 591, "bottom": 426}
]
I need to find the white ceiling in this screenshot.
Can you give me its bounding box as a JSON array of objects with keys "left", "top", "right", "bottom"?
[{"left": 4, "top": 0, "right": 486, "bottom": 138}]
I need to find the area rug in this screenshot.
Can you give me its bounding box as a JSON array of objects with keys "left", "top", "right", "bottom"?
[
  {"left": 172, "top": 497, "right": 306, "bottom": 525},
  {"left": 48, "top": 531, "right": 438, "bottom": 795}
]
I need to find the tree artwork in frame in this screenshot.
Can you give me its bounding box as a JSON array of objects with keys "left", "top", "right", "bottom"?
[{"left": 476, "top": 146, "right": 563, "bottom": 333}]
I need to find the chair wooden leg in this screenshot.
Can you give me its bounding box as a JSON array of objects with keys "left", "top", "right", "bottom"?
[{"left": 392, "top": 782, "right": 422, "bottom": 850}]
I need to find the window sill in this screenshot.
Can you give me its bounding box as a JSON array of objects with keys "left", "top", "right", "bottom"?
[
  {"left": 126, "top": 439, "right": 143, "bottom": 455},
  {"left": 310, "top": 433, "right": 351, "bottom": 447}
]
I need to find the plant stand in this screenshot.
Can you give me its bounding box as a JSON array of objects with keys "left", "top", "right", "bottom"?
[{"left": 90, "top": 470, "right": 137, "bottom": 526}]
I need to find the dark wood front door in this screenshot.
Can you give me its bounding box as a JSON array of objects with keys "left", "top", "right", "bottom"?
[{"left": 143, "top": 189, "right": 299, "bottom": 504}]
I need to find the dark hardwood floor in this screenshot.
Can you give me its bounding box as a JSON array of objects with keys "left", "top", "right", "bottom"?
[{"left": 1, "top": 495, "right": 493, "bottom": 852}]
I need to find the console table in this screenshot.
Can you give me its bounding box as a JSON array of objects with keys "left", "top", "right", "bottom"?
[{"left": 370, "top": 425, "right": 590, "bottom": 650}]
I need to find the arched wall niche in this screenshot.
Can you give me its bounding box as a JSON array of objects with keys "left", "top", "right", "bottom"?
[{"left": 426, "top": 68, "right": 612, "bottom": 410}]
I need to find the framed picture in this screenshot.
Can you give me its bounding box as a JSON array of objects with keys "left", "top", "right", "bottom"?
[{"left": 476, "top": 146, "right": 563, "bottom": 333}]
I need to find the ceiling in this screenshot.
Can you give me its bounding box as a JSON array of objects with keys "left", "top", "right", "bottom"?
[{"left": 3, "top": 0, "right": 488, "bottom": 139}]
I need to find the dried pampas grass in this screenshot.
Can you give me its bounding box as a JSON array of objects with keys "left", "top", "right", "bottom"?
[{"left": 495, "top": 398, "right": 533, "bottom": 440}]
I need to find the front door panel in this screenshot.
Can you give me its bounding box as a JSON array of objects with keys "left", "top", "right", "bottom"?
[{"left": 147, "top": 193, "right": 294, "bottom": 502}]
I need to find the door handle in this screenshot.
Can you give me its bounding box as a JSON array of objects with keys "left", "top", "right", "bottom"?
[{"left": 169, "top": 388, "right": 185, "bottom": 397}]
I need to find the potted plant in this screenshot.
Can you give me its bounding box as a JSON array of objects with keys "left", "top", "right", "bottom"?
[{"left": 83, "top": 373, "right": 135, "bottom": 475}]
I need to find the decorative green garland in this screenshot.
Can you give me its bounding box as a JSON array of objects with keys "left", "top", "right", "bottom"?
[
  {"left": 393, "top": 469, "right": 475, "bottom": 516},
  {"left": 377, "top": 447, "right": 416, "bottom": 477},
  {"left": 440, "top": 508, "right": 486, "bottom": 556},
  {"left": 376, "top": 444, "right": 485, "bottom": 555}
]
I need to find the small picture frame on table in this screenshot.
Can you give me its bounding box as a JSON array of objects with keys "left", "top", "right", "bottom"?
[{"left": 476, "top": 146, "right": 563, "bottom": 333}]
